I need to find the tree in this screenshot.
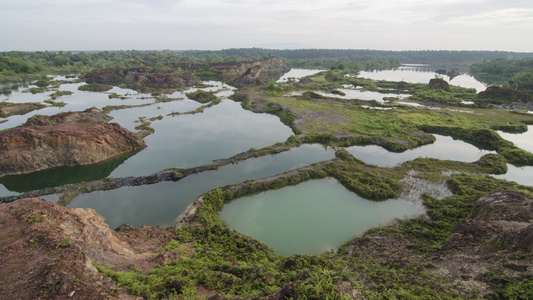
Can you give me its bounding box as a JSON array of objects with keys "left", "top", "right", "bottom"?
[{"left": 511, "top": 72, "right": 533, "bottom": 84}]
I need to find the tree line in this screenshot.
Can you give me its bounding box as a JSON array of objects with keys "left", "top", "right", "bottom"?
[{"left": 2, "top": 49, "right": 533, "bottom": 80}]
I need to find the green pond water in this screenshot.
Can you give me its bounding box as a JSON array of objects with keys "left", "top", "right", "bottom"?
[
  {"left": 66, "top": 144, "right": 336, "bottom": 229},
  {"left": 219, "top": 178, "right": 425, "bottom": 255}
]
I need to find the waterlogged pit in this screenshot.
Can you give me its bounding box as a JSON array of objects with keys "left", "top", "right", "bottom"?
[
  {"left": 347, "top": 134, "right": 495, "bottom": 168},
  {"left": 0, "top": 79, "right": 294, "bottom": 191},
  {"left": 66, "top": 144, "right": 336, "bottom": 229},
  {"left": 276, "top": 68, "right": 326, "bottom": 82},
  {"left": 108, "top": 99, "right": 294, "bottom": 177},
  {"left": 220, "top": 178, "right": 425, "bottom": 255},
  {"left": 495, "top": 164, "right": 533, "bottom": 187},
  {"left": 358, "top": 65, "right": 487, "bottom": 92}
]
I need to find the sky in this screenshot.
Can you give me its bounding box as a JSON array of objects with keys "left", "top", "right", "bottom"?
[{"left": 1, "top": 0, "right": 533, "bottom": 52}]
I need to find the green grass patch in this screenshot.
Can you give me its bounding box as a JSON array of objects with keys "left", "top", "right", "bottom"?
[{"left": 78, "top": 83, "right": 113, "bottom": 92}]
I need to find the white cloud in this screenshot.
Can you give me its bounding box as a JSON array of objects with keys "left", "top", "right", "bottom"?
[{"left": 1, "top": 0, "right": 532, "bottom": 51}]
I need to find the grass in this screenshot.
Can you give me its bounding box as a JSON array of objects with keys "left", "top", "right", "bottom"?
[
  {"left": 56, "top": 236, "right": 71, "bottom": 248},
  {"left": 27, "top": 211, "right": 45, "bottom": 224},
  {"left": 96, "top": 153, "right": 528, "bottom": 299},
  {"left": 78, "top": 83, "right": 113, "bottom": 92}
]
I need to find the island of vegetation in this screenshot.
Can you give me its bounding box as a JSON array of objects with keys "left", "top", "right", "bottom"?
[{"left": 1, "top": 49, "right": 533, "bottom": 299}]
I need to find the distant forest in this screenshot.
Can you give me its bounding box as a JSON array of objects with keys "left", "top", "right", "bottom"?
[
  {"left": 181, "top": 48, "right": 533, "bottom": 70},
  {"left": 2, "top": 48, "right": 533, "bottom": 81}
]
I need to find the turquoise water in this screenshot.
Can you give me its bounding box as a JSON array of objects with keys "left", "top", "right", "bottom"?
[
  {"left": 67, "top": 144, "right": 336, "bottom": 229},
  {"left": 220, "top": 178, "right": 425, "bottom": 255}
]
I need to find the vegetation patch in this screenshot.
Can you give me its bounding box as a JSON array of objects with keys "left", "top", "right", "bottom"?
[
  {"left": 50, "top": 90, "right": 72, "bottom": 100},
  {"left": 185, "top": 90, "right": 218, "bottom": 103},
  {"left": 44, "top": 99, "right": 67, "bottom": 107},
  {"left": 78, "top": 83, "right": 113, "bottom": 92}
]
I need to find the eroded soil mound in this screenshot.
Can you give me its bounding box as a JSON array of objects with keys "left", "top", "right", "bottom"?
[
  {"left": 83, "top": 68, "right": 200, "bottom": 91},
  {"left": 0, "top": 198, "right": 174, "bottom": 299},
  {"left": 0, "top": 108, "right": 145, "bottom": 177},
  {"left": 0, "top": 198, "right": 175, "bottom": 299}
]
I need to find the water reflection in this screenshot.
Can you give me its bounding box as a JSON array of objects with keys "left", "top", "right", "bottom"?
[
  {"left": 497, "top": 125, "right": 533, "bottom": 153},
  {"left": 68, "top": 144, "right": 336, "bottom": 229},
  {"left": 358, "top": 65, "right": 487, "bottom": 92},
  {"left": 495, "top": 164, "right": 533, "bottom": 187},
  {"left": 277, "top": 69, "right": 325, "bottom": 82},
  {"left": 0, "top": 152, "right": 136, "bottom": 194},
  {"left": 347, "top": 134, "right": 494, "bottom": 167},
  {"left": 108, "top": 100, "right": 294, "bottom": 177}
]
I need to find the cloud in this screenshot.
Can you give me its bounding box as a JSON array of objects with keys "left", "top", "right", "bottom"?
[{"left": 0, "top": 0, "right": 532, "bottom": 51}]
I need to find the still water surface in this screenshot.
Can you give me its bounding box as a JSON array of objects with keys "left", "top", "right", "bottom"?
[
  {"left": 495, "top": 126, "right": 533, "bottom": 186},
  {"left": 497, "top": 125, "right": 533, "bottom": 153},
  {"left": 347, "top": 134, "right": 495, "bottom": 167},
  {"left": 67, "top": 144, "right": 336, "bottom": 229},
  {"left": 359, "top": 65, "right": 487, "bottom": 92},
  {"left": 108, "top": 99, "right": 294, "bottom": 177},
  {"left": 220, "top": 178, "right": 425, "bottom": 255}
]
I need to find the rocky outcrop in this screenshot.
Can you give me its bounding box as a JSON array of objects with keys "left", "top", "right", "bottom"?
[
  {"left": 344, "top": 191, "right": 533, "bottom": 296},
  {"left": 0, "top": 108, "right": 145, "bottom": 177},
  {"left": 0, "top": 198, "right": 293, "bottom": 299},
  {"left": 451, "top": 191, "right": 533, "bottom": 253},
  {"left": 234, "top": 65, "right": 263, "bottom": 85},
  {"left": 220, "top": 57, "right": 291, "bottom": 85},
  {"left": 478, "top": 86, "right": 532, "bottom": 103},
  {"left": 433, "top": 191, "right": 533, "bottom": 290},
  {"left": 83, "top": 68, "right": 201, "bottom": 91},
  {"left": 428, "top": 78, "right": 450, "bottom": 91}
]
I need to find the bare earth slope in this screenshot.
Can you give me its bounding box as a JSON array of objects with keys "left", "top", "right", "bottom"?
[
  {"left": 0, "top": 108, "right": 145, "bottom": 177},
  {"left": 0, "top": 198, "right": 173, "bottom": 299}
]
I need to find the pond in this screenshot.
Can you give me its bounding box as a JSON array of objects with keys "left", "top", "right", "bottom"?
[
  {"left": 497, "top": 125, "right": 533, "bottom": 153},
  {"left": 64, "top": 132, "right": 490, "bottom": 232},
  {"left": 347, "top": 134, "right": 495, "bottom": 168},
  {"left": 494, "top": 126, "right": 533, "bottom": 186},
  {"left": 0, "top": 80, "right": 294, "bottom": 192},
  {"left": 495, "top": 164, "right": 533, "bottom": 187},
  {"left": 108, "top": 99, "right": 294, "bottom": 177},
  {"left": 66, "top": 144, "right": 336, "bottom": 229},
  {"left": 276, "top": 68, "right": 326, "bottom": 82},
  {"left": 219, "top": 178, "right": 425, "bottom": 255},
  {"left": 358, "top": 65, "right": 487, "bottom": 92}
]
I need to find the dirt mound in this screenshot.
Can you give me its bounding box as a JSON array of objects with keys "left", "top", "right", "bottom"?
[
  {"left": 478, "top": 86, "right": 532, "bottom": 103},
  {"left": 0, "top": 108, "right": 145, "bottom": 177},
  {"left": 0, "top": 198, "right": 173, "bottom": 299},
  {"left": 83, "top": 68, "right": 200, "bottom": 91}
]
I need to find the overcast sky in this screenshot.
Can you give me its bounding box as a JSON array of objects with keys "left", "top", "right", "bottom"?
[{"left": 1, "top": 0, "right": 532, "bottom": 52}]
